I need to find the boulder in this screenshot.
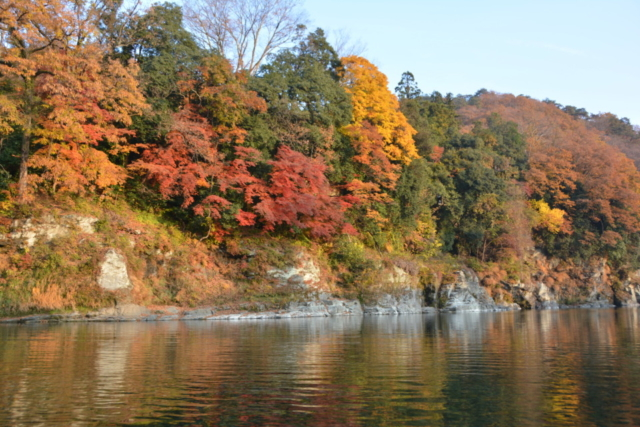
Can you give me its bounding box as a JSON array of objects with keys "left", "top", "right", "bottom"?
[{"left": 97, "top": 249, "right": 132, "bottom": 291}]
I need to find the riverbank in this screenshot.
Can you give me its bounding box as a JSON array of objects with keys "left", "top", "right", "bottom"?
[
  {"left": 0, "top": 288, "right": 623, "bottom": 325},
  {"left": 1, "top": 201, "right": 639, "bottom": 321}
]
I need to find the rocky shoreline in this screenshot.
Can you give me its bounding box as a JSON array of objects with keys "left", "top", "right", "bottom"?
[
  {"left": 2, "top": 269, "right": 628, "bottom": 324},
  {"left": 0, "top": 300, "right": 620, "bottom": 325},
  {"left": 2, "top": 213, "right": 639, "bottom": 324}
]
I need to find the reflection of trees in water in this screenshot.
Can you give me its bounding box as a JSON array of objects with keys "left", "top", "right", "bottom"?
[
  {"left": 1, "top": 310, "right": 640, "bottom": 425},
  {"left": 0, "top": 323, "right": 146, "bottom": 425},
  {"left": 438, "top": 309, "right": 639, "bottom": 427}
]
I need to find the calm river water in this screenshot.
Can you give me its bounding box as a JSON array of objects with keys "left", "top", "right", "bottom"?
[{"left": 1, "top": 308, "right": 639, "bottom": 426}]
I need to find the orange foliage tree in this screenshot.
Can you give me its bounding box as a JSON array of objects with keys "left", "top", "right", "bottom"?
[
  {"left": 233, "top": 146, "right": 355, "bottom": 238},
  {"left": 460, "top": 92, "right": 640, "bottom": 251},
  {"left": 30, "top": 47, "right": 147, "bottom": 195},
  {"left": 134, "top": 55, "right": 352, "bottom": 239},
  {"left": 132, "top": 55, "right": 266, "bottom": 220},
  {"left": 0, "top": 0, "right": 146, "bottom": 199}
]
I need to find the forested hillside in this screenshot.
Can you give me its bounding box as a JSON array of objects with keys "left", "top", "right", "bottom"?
[{"left": 1, "top": 0, "right": 639, "bottom": 314}]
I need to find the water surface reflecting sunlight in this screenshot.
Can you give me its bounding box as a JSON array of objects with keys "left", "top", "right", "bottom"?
[{"left": 1, "top": 308, "right": 639, "bottom": 426}]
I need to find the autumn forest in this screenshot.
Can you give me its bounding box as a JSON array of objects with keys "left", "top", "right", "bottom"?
[{"left": 1, "top": 0, "right": 640, "bottom": 313}]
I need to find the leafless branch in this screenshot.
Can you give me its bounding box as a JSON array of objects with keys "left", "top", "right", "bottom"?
[
  {"left": 184, "top": 0, "right": 307, "bottom": 74},
  {"left": 331, "top": 28, "right": 367, "bottom": 58}
]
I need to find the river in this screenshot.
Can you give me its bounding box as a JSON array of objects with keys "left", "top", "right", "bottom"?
[{"left": 1, "top": 308, "right": 639, "bottom": 426}]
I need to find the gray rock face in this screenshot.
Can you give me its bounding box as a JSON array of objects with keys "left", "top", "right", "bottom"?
[
  {"left": 583, "top": 259, "right": 615, "bottom": 306},
  {"left": 581, "top": 280, "right": 615, "bottom": 308},
  {"left": 617, "top": 286, "right": 640, "bottom": 307},
  {"left": 615, "top": 270, "right": 640, "bottom": 307},
  {"left": 205, "top": 297, "right": 364, "bottom": 320},
  {"left": 268, "top": 251, "right": 324, "bottom": 290},
  {"left": 535, "top": 283, "right": 560, "bottom": 310},
  {"left": 183, "top": 308, "right": 215, "bottom": 320},
  {"left": 98, "top": 249, "right": 132, "bottom": 291},
  {"left": 510, "top": 279, "right": 616, "bottom": 310},
  {"left": 508, "top": 282, "right": 559, "bottom": 310},
  {"left": 285, "top": 298, "right": 364, "bottom": 317},
  {"left": 321, "top": 298, "right": 363, "bottom": 316},
  {"left": 437, "top": 269, "right": 520, "bottom": 312},
  {"left": 6, "top": 214, "right": 97, "bottom": 247},
  {"left": 286, "top": 300, "right": 331, "bottom": 317},
  {"left": 363, "top": 289, "right": 424, "bottom": 314},
  {"left": 579, "top": 300, "right": 615, "bottom": 309}
]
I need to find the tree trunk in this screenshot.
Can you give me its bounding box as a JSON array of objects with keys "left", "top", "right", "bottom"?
[
  {"left": 18, "top": 82, "right": 33, "bottom": 203},
  {"left": 17, "top": 119, "right": 30, "bottom": 202}
]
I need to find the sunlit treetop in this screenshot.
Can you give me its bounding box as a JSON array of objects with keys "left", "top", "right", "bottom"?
[{"left": 340, "top": 55, "right": 419, "bottom": 165}]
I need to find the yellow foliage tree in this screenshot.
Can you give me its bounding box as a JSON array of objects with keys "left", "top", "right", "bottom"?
[
  {"left": 340, "top": 55, "right": 419, "bottom": 165},
  {"left": 405, "top": 212, "right": 442, "bottom": 257},
  {"left": 531, "top": 200, "right": 568, "bottom": 234}
]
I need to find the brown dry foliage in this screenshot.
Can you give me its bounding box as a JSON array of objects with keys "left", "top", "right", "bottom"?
[
  {"left": 31, "top": 284, "right": 68, "bottom": 310},
  {"left": 460, "top": 92, "right": 640, "bottom": 238}
]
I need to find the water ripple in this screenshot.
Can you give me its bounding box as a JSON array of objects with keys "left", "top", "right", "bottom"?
[{"left": 1, "top": 309, "right": 640, "bottom": 426}]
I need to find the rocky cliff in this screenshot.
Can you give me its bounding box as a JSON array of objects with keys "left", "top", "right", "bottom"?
[{"left": 1, "top": 210, "right": 638, "bottom": 322}]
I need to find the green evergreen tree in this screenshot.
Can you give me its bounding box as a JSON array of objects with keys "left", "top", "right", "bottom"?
[{"left": 395, "top": 71, "right": 422, "bottom": 100}]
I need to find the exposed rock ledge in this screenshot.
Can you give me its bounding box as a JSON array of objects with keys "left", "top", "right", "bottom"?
[
  {"left": 0, "top": 214, "right": 97, "bottom": 248},
  {"left": 0, "top": 277, "right": 518, "bottom": 323},
  {"left": 4, "top": 258, "right": 632, "bottom": 324},
  {"left": 0, "top": 295, "right": 432, "bottom": 324},
  {"left": 1, "top": 214, "right": 633, "bottom": 323},
  {"left": 432, "top": 268, "right": 521, "bottom": 313}
]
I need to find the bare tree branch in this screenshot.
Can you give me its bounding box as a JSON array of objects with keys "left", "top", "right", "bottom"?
[
  {"left": 184, "top": 0, "right": 307, "bottom": 74},
  {"left": 331, "top": 28, "right": 367, "bottom": 58}
]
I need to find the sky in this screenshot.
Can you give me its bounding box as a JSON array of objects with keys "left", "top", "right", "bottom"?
[
  {"left": 302, "top": 0, "right": 640, "bottom": 125},
  {"left": 141, "top": 0, "right": 640, "bottom": 125}
]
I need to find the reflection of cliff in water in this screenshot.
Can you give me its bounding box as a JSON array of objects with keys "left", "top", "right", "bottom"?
[{"left": 0, "top": 310, "right": 639, "bottom": 426}]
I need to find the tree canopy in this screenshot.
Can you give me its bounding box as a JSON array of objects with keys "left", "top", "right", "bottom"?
[{"left": 2, "top": 0, "right": 640, "bottom": 267}]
